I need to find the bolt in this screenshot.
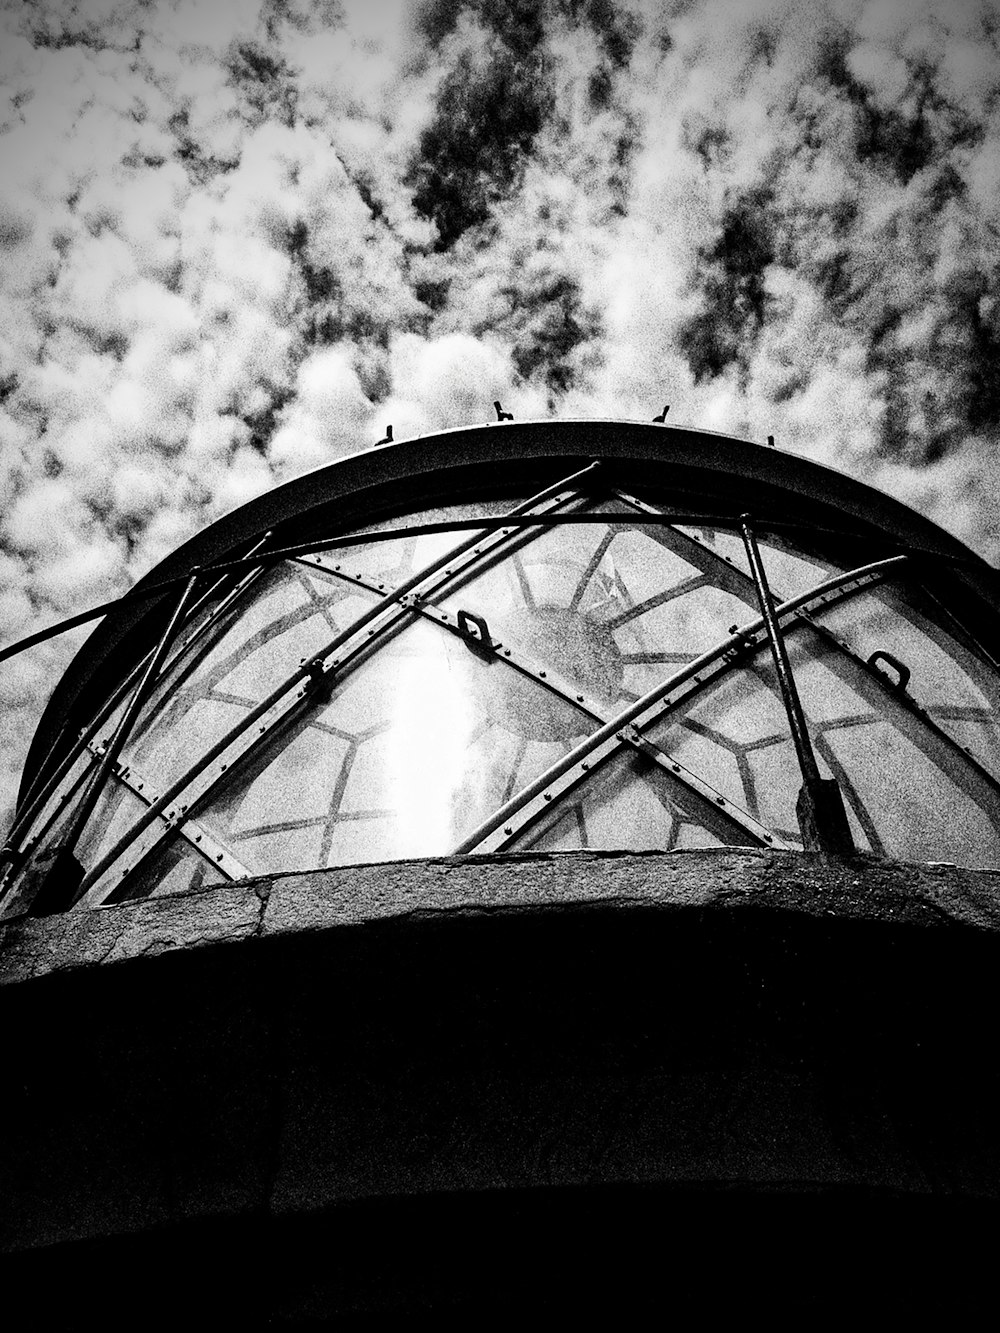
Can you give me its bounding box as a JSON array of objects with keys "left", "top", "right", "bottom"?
[
  {"left": 539, "top": 670, "right": 546, "bottom": 678},
  {"left": 543, "top": 792, "right": 552, "bottom": 801},
  {"left": 504, "top": 826, "right": 513, "bottom": 835}
]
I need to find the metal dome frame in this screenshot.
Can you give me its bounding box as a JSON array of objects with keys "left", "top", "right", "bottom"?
[{"left": 6, "top": 418, "right": 1000, "bottom": 915}]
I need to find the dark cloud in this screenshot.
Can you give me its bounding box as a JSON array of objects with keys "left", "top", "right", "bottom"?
[
  {"left": 407, "top": 40, "right": 553, "bottom": 250},
  {"left": 678, "top": 190, "right": 775, "bottom": 385}
]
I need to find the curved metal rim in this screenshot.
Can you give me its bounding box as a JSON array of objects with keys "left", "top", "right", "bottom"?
[{"left": 20, "top": 418, "right": 999, "bottom": 801}]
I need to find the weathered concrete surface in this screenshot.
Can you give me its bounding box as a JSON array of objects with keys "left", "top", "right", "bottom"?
[
  {"left": 2, "top": 848, "right": 999, "bottom": 986},
  {"left": 3, "top": 850, "right": 1000, "bottom": 1320}
]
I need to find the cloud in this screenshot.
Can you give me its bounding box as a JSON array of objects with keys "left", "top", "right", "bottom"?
[{"left": 2, "top": 0, "right": 1000, "bottom": 838}]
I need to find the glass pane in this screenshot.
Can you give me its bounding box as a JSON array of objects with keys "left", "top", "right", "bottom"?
[
  {"left": 814, "top": 582, "right": 1000, "bottom": 781},
  {"left": 436, "top": 517, "right": 756, "bottom": 715},
  {"left": 648, "top": 660, "right": 804, "bottom": 845},
  {"left": 194, "top": 617, "right": 598, "bottom": 872},
  {"left": 229, "top": 823, "right": 325, "bottom": 875},
  {"left": 123, "top": 565, "right": 379, "bottom": 790},
  {"left": 788, "top": 626, "right": 1000, "bottom": 867},
  {"left": 75, "top": 777, "right": 150, "bottom": 875},
  {"left": 327, "top": 499, "right": 528, "bottom": 589},
  {"left": 508, "top": 747, "right": 740, "bottom": 854},
  {"left": 671, "top": 524, "right": 844, "bottom": 600},
  {"left": 117, "top": 835, "right": 227, "bottom": 901}
]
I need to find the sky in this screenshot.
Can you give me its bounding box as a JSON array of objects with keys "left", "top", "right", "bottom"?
[{"left": 1, "top": 0, "right": 999, "bottom": 834}]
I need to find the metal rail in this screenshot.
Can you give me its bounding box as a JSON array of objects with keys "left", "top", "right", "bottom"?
[
  {"left": 85, "top": 743, "right": 251, "bottom": 887},
  {"left": 451, "top": 556, "right": 910, "bottom": 854},
  {"left": 294, "top": 558, "right": 794, "bottom": 851},
  {"left": 613, "top": 490, "right": 1000, "bottom": 814},
  {"left": 0, "top": 532, "right": 273, "bottom": 896},
  {"left": 25, "top": 571, "right": 203, "bottom": 915},
  {"left": 740, "top": 515, "right": 854, "bottom": 854},
  {"left": 69, "top": 464, "right": 604, "bottom": 904}
]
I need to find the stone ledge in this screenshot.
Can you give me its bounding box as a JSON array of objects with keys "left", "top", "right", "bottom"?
[{"left": 2, "top": 848, "right": 999, "bottom": 987}]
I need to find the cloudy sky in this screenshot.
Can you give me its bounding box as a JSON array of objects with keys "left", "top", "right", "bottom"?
[{"left": 1, "top": 0, "right": 999, "bottom": 833}]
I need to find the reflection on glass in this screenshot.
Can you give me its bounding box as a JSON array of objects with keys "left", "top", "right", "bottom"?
[{"left": 192, "top": 618, "right": 597, "bottom": 875}]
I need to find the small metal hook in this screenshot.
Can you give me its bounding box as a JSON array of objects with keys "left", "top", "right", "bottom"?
[
  {"left": 868, "top": 649, "right": 910, "bottom": 693},
  {"left": 457, "top": 608, "right": 493, "bottom": 655}
]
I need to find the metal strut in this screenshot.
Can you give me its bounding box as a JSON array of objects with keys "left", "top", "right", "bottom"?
[
  {"left": 67, "top": 462, "right": 604, "bottom": 906},
  {"left": 1, "top": 529, "right": 276, "bottom": 894},
  {"left": 25, "top": 569, "right": 204, "bottom": 914},
  {"left": 739, "top": 515, "right": 853, "bottom": 855},
  {"left": 452, "top": 555, "right": 907, "bottom": 855}
]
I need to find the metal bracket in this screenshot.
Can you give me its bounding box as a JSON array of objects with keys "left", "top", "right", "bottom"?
[
  {"left": 456, "top": 609, "right": 494, "bottom": 655},
  {"left": 868, "top": 650, "right": 910, "bottom": 693}
]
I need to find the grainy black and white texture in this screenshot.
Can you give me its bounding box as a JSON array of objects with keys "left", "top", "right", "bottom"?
[{"left": 1, "top": 0, "right": 999, "bottom": 834}]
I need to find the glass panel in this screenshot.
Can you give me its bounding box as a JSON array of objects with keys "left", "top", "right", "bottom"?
[
  {"left": 788, "top": 626, "right": 1000, "bottom": 867},
  {"left": 229, "top": 823, "right": 325, "bottom": 875},
  {"left": 194, "top": 617, "right": 598, "bottom": 872},
  {"left": 326, "top": 499, "right": 528, "bottom": 588},
  {"left": 672, "top": 525, "right": 844, "bottom": 600},
  {"left": 437, "top": 517, "right": 756, "bottom": 713},
  {"left": 648, "top": 660, "right": 804, "bottom": 846},
  {"left": 507, "top": 747, "right": 740, "bottom": 854},
  {"left": 122, "top": 565, "right": 379, "bottom": 790},
  {"left": 117, "top": 835, "right": 227, "bottom": 901},
  {"left": 813, "top": 582, "right": 1000, "bottom": 781},
  {"left": 75, "top": 777, "right": 150, "bottom": 876}
]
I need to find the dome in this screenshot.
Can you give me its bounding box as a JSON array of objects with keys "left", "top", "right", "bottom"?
[{"left": 3, "top": 418, "right": 999, "bottom": 917}]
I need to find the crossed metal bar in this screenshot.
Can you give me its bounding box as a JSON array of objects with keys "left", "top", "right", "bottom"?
[
  {"left": 0, "top": 537, "right": 275, "bottom": 908},
  {"left": 293, "top": 555, "right": 796, "bottom": 851},
  {"left": 614, "top": 491, "right": 1000, "bottom": 816},
  {"left": 450, "top": 556, "right": 911, "bottom": 853},
  {"left": 71, "top": 464, "right": 604, "bottom": 904},
  {"left": 87, "top": 552, "right": 912, "bottom": 896}
]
